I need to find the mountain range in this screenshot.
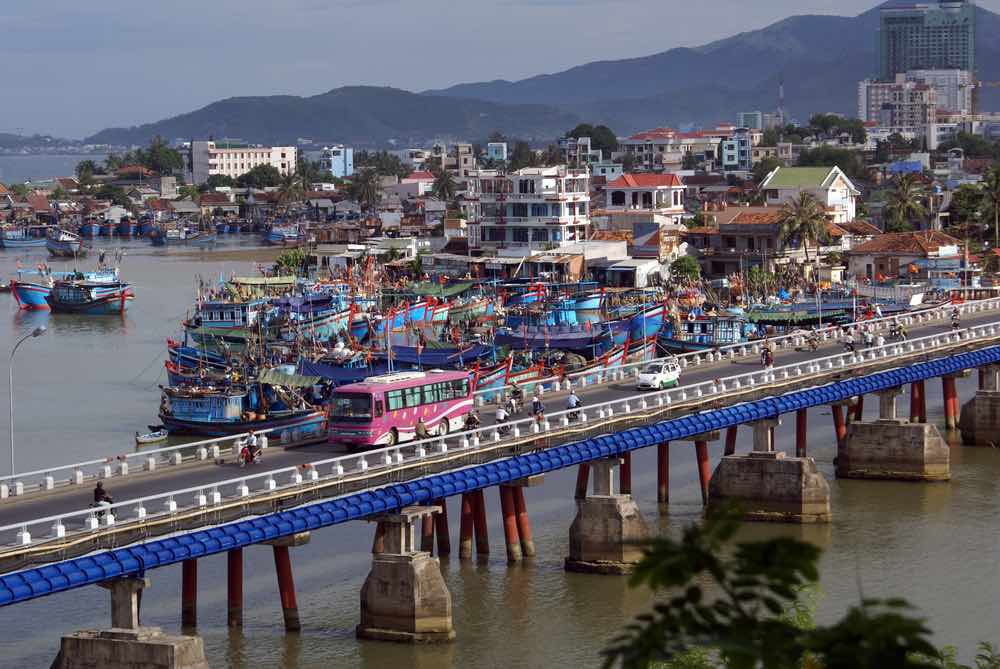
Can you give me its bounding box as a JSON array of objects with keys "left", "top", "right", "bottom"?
[{"left": 86, "top": 1, "right": 1000, "bottom": 147}]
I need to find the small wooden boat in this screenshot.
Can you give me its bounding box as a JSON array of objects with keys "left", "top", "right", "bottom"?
[
  {"left": 46, "top": 230, "right": 87, "bottom": 258},
  {"left": 135, "top": 429, "right": 168, "bottom": 445},
  {"left": 1, "top": 228, "right": 47, "bottom": 249}
]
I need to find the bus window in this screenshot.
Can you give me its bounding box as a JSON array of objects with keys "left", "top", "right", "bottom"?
[
  {"left": 386, "top": 389, "right": 404, "bottom": 411},
  {"left": 404, "top": 387, "right": 421, "bottom": 408},
  {"left": 424, "top": 383, "right": 441, "bottom": 404},
  {"left": 374, "top": 399, "right": 384, "bottom": 418},
  {"left": 331, "top": 393, "right": 373, "bottom": 421}
]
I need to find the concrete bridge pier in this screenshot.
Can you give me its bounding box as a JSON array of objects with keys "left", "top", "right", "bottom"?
[
  {"left": 265, "top": 532, "right": 311, "bottom": 632},
  {"left": 565, "top": 458, "right": 649, "bottom": 575},
  {"left": 52, "top": 576, "right": 209, "bottom": 669},
  {"left": 708, "top": 418, "right": 831, "bottom": 523},
  {"left": 960, "top": 365, "right": 1000, "bottom": 446},
  {"left": 838, "top": 388, "right": 949, "bottom": 481},
  {"left": 941, "top": 371, "right": 970, "bottom": 430},
  {"left": 358, "top": 506, "right": 455, "bottom": 643}
]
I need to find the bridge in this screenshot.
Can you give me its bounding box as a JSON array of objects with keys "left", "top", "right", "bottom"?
[{"left": 10, "top": 298, "right": 1000, "bottom": 668}]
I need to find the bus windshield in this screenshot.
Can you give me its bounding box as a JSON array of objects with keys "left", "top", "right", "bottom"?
[{"left": 330, "top": 392, "right": 373, "bottom": 422}]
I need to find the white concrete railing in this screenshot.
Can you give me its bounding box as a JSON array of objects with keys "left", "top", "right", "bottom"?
[
  {"left": 2, "top": 321, "right": 996, "bottom": 549},
  {"left": 1, "top": 295, "right": 996, "bottom": 501},
  {"left": 474, "top": 296, "right": 1000, "bottom": 405}
]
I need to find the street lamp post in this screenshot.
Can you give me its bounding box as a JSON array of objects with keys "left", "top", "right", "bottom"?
[{"left": 9, "top": 327, "right": 46, "bottom": 476}]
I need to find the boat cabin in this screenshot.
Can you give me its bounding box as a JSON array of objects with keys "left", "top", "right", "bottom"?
[{"left": 193, "top": 299, "right": 269, "bottom": 329}]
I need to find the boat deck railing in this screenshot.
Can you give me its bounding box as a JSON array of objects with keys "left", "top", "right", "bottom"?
[
  {"left": 473, "top": 296, "right": 1000, "bottom": 405},
  {"left": 1, "top": 320, "right": 997, "bottom": 549}
]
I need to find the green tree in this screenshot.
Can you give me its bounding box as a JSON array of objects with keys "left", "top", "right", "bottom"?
[
  {"left": 949, "top": 183, "right": 985, "bottom": 226},
  {"left": 49, "top": 186, "right": 67, "bottom": 201},
  {"left": 350, "top": 168, "right": 382, "bottom": 213},
  {"left": 94, "top": 184, "right": 132, "bottom": 208},
  {"left": 796, "top": 147, "right": 866, "bottom": 183},
  {"left": 752, "top": 156, "right": 785, "bottom": 183},
  {"left": 981, "top": 167, "right": 1000, "bottom": 250},
  {"left": 296, "top": 156, "right": 324, "bottom": 185},
  {"left": 431, "top": 168, "right": 457, "bottom": 202},
  {"left": 274, "top": 248, "right": 306, "bottom": 276},
  {"left": 277, "top": 171, "right": 305, "bottom": 206},
  {"left": 938, "top": 132, "right": 1000, "bottom": 160},
  {"left": 75, "top": 159, "right": 103, "bottom": 180},
  {"left": 604, "top": 508, "right": 946, "bottom": 669},
  {"left": 177, "top": 185, "right": 200, "bottom": 200},
  {"left": 508, "top": 141, "right": 537, "bottom": 170},
  {"left": 682, "top": 152, "right": 699, "bottom": 170},
  {"left": 237, "top": 164, "right": 283, "bottom": 189},
  {"left": 8, "top": 183, "right": 29, "bottom": 197},
  {"left": 671, "top": 255, "right": 701, "bottom": 281},
  {"left": 566, "top": 123, "right": 618, "bottom": 157},
  {"left": 204, "top": 174, "right": 237, "bottom": 190},
  {"left": 355, "top": 150, "right": 410, "bottom": 179},
  {"left": 884, "top": 174, "right": 927, "bottom": 232},
  {"left": 776, "top": 192, "right": 829, "bottom": 264},
  {"left": 138, "top": 135, "right": 184, "bottom": 174}
]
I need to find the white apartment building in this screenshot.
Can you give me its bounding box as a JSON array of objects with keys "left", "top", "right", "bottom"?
[
  {"left": 190, "top": 141, "right": 296, "bottom": 185},
  {"left": 604, "top": 173, "right": 685, "bottom": 225},
  {"left": 464, "top": 166, "right": 590, "bottom": 254},
  {"left": 758, "top": 166, "right": 859, "bottom": 225},
  {"left": 907, "top": 69, "right": 974, "bottom": 115},
  {"left": 858, "top": 75, "right": 938, "bottom": 130},
  {"left": 618, "top": 125, "right": 762, "bottom": 171}
]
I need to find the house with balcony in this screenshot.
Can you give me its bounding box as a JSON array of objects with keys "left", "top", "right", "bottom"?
[
  {"left": 464, "top": 166, "right": 590, "bottom": 255},
  {"left": 758, "top": 166, "right": 859, "bottom": 224},
  {"left": 605, "top": 173, "right": 685, "bottom": 224}
]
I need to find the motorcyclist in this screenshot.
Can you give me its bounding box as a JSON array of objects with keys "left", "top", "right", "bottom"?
[
  {"left": 951, "top": 307, "right": 961, "bottom": 330},
  {"left": 464, "top": 410, "right": 481, "bottom": 431}
]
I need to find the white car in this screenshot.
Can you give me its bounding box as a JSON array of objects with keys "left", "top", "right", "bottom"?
[{"left": 636, "top": 359, "right": 681, "bottom": 391}]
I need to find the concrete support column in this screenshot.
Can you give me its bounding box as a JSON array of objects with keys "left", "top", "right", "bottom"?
[
  {"left": 832, "top": 404, "right": 848, "bottom": 448},
  {"left": 695, "top": 441, "right": 711, "bottom": 505},
  {"left": 574, "top": 463, "right": 590, "bottom": 500},
  {"left": 181, "top": 560, "right": 197, "bottom": 628},
  {"left": 942, "top": 373, "right": 969, "bottom": 430},
  {"left": 420, "top": 514, "right": 435, "bottom": 555},
  {"left": 839, "top": 419, "right": 949, "bottom": 481},
  {"left": 851, "top": 395, "right": 865, "bottom": 423},
  {"left": 795, "top": 409, "right": 808, "bottom": 458},
  {"left": 751, "top": 419, "right": 779, "bottom": 453},
  {"left": 878, "top": 387, "right": 903, "bottom": 421},
  {"left": 227, "top": 549, "right": 243, "bottom": 628},
  {"left": 499, "top": 486, "right": 523, "bottom": 563},
  {"left": 458, "top": 493, "right": 474, "bottom": 560},
  {"left": 724, "top": 426, "right": 738, "bottom": 456},
  {"left": 100, "top": 577, "right": 149, "bottom": 630},
  {"left": 979, "top": 365, "right": 1000, "bottom": 391},
  {"left": 565, "top": 458, "right": 649, "bottom": 575},
  {"left": 372, "top": 521, "right": 386, "bottom": 554},
  {"left": 709, "top": 452, "right": 831, "bottom": 523},
  {"left": 357, "top": 506, "right": 455, "bottom": 643},
  {"left": 656, "top": 443, "right": 669, "bottom": 505}
]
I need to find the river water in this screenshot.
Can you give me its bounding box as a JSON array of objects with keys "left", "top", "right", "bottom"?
[
  {"left": 0, "top": 154, "right": 105, "bottom": 185},
  {"left": 1, "top": 242, "right": 998, "bottom": 667}
]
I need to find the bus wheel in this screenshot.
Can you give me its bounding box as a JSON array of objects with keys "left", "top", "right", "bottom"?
[
  {"left": 387, "top": 428, "right": 398, "bottom": 446},
  {"left": 438, "top": 419, "right": 450, "bottom": 437}
]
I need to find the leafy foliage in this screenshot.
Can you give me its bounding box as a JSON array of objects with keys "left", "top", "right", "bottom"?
[
  {"left": 236, "top": 164, "right": 282, "bottom": 189},
  {"left": 274, "top": 248, "right": 306, "bottom": 276},
  {"left": 604, "top": 508, "right": 945, "bottom": 669},
  {"left": 796, "top": 147, "right": 866, "bottom": 183},
  {"left": 938, "top": 133, "right": 1000, "bottom": 160},
  {"left": 349, "top": 168, "right": 382, "bottom": 212},
  {"left": 671, "top": 256, "right": 701, "bottom": 281},
  {"left": 204, "top": 174, "right": 237, "bottom": 190},
  {"left": 355, "top": 150, "right": 410, "bottom": 180},
  {"left": 776, "top": 192, "right": 829, "bottom": 264},
  {"left": 884, "top": 174, "right": 926, "bottom": 233},
  {"left": 566, "top": 123, "right": 618, "bottom": 157},
  {"left": 752, "top": 157, "right": 785, "bottom": 183},
  {"left": 431, "top": 168, "right": 457, "bottom": 203},
  {"left": 93, "top": 184, "right": 132, "bottom": 208}
]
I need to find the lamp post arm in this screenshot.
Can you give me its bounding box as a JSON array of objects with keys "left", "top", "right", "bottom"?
[{"left": 9, "top": 332, "right": 34, "bottom": 477}]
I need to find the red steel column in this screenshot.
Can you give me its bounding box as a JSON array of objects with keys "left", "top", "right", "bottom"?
[
  {"left": 574, "top": 463, "right": 590, "bottom": 499},
  {"left": 420, "top": 514, "right": 435, "bottom": 555},
  {"left": 724, "top": 426, "right": 738, "bottom": 456},
  {"left": 796, "top": 409, "right": 808, "bottom": 458},
  {"left": 498, "top": 486, "right": 522, "bottom": 563},
  {"left": 694, "top": 441, "right": 711, "bottom": 506},
  {"left": 910, "top": 380, "right": 926, "bottom": 423},
  {"left": 181, "top": 559, "right": 197, "bottom": 628},
  {"left": 434, "top": 498, "right": 451, "bottom": 557},
  {"left": 472, "top": 489, "right": 489, "bottom": 558},
  {"left": 511, "top": 487, "right": 535, "bottom": 558},
  {"left": 620, "top": 452, "right": 632, "bottom": 495},
  {"left": 459, "top": 493, "right": 474, "bottom": 560},
  {"left": 227, "top": 549, "right": 243, "bottom": 628},
  {"left": 832, "top": 404, "right": 847, "bottom": 449},
  {"left": 942, "top": 376, "right": 959, "bottom": 430},
  {"left": 851, "top": 396, "right": 865, "bottom": 423},
  {"left": 272, "top": 545, "right": 301, "bottom": 632},
  {"left": 371, "top": 521, "right": 386, "bottom": 554},
  {"left": 656, "top": 443, "right": 669, "bottom": 505}
]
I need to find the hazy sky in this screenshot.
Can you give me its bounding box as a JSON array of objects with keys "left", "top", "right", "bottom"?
[{"left": 2, "top": 0, "right": 998, "bottom": 138}]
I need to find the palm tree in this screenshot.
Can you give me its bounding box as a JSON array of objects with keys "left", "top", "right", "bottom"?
[
  {"left": 776, "top": 192, "right": 828, "bottom": 265},
  {"left": 351, "top": 168, "right": 382, "bottom": 213},
  {"left": 981, "top": 166, "right": 1000, "bottom": 250},
  {"left": 277, "top": 172, "right": 305, "bottom": 207},
  {"left": 884, "top": 173, "right": 926, "bottom": 232},
  {"left": 431, "top": 169, "right": 457, "bottom": 202}
]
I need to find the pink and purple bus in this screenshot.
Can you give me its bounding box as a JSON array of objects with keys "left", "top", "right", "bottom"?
[{"left": 328, "top": 370, "right": 474, "bottom": 450}]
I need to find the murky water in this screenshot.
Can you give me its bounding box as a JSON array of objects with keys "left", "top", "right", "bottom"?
[{"left": 1, "top": 244, "right": 998, "bottom": 667}]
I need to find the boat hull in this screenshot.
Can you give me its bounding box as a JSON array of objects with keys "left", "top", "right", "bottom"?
[
  {"left": 48, "top": 292, "right": 134, "bottom": 314},
  {"left": 46, "top": 239, "right": 87, "bottom": 258},
  {"left": 10, "top": 280, "right": 52, "bottom": 310},
  {"left": 159, "top": 410, "right": 328, "bottom": 446}
]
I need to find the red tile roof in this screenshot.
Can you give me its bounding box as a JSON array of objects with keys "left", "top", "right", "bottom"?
[
  {"left": 146, "top": 198, "right": 174, "bottom": 212},
  {"left": 406, "top": 171, "right": 435, "bottom": 181},
  {"left": 728, "top": 211, "right": 781, "bottom": 226},
  {"left": 849, "top": 231, "right": 961, "bottom": 256},
  {"left": 682, "top": 226, "right": 719, "bottom": 235},
  {"left": 0, "top": 184, "right": 8, "bottom": 196},
  {"left": 199, "top": 192, "right": 231, "bottom": 205},
  {"left": 25, "top": 192, "right": 51, "bottom": 213},
  {"left": 115, "top": 165, "right": 157, "bottom": 178},
  {"left": 837, "top": 219, "right": 882, "bottom": 236},
  {"left": 607, "top": 173, "right": 682, "bottom": 189}
]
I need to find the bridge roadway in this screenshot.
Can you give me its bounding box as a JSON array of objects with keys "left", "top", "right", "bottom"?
[{"left": 0, "top": 307, "right": 995, "bottom": 539}]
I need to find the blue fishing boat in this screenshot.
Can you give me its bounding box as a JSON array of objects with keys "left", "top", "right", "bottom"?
[
  {"left": 628, "top": 303, "right": 667, "bottom": 340},
  {"left": 265, "top": 225, "right": 304, "bottom": 246},
  {"left": 1, "top": 228, "right": 47, "bottom": 249},
  {"left": 215, "top": 221, "right": 230, "bottom": 234},
  {"left": 657, "top": 308, "right": 753, "bottom": 353},
  {"left": 495, "top": 323, "right": 608, "bottom": 353},
  {"left": 10, "top": 279, "right": 53, "bottom": 310},
  {"left": 46, "top": 229, "right": 87, "bottom": 258},
  {"left": 374, "top": 343, "right": 494, "bottom": 368},
  {"left": 9, "top": 267, "right": 119, "bottom": 310},
  {"left": 79, "top": 220, "right": 100, "bottom": 238},
  {"left": 138, "top": 219, "right": 154, "bottom": 237},
  {"left": 159, "top": 386, "right": 328, "bottom": 445},
  {"left": 188, "top": 231, "right": 217, "bottom": 246},
  {"left": 98, "top": 221, "right": 115, "bottom": 237},
  {"left": 167, "top": 340, "right": 232, "bottom": 371},
  {"left": 47, "top": 280, "right": 134, "bottom": 314},
  {"left": 116, "top": 219, "right": 136, "bottom": 237},
  {"left": 183, "top": 298, "right": 274, "bottom": 349}
]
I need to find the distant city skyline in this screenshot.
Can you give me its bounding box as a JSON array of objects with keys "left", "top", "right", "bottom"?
[{"left": 3, "top": 0, "right": 1000, "bottom": 138}]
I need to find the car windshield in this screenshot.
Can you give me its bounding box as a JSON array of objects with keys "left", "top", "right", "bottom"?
[
  {"left": 643, "top": 364, "right": 663, "bottom": 374},
  {"left": 330, "top": 392, "right": 372, "bottom": 422}
]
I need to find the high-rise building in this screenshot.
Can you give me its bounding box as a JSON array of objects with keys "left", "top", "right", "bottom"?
[
  {"left": 879, "top": 1, "right": 976, "bottom": 80},
  {"left": 737, "top": 112, "right": 764, "bottom": 131},
  {"left": 858, "top": 75, "right": 938, "bottom": 129}
]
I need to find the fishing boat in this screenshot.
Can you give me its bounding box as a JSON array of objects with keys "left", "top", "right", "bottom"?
[
  {"left": 9, "top": 278, "right": 53, "bottom": 309},
  {"left": 265, "top": 224, "right": 305, "bottom": 246},
  {"left": 167, "top": 339, "right": 233, "bottom": 372},
  {"left": 374, "top": 342, "right": 494, "bottom": 368},
  {"left": 657, "top": 307, "right": 753, "bottom": 353},
  {"left": 117, "top": 219, "right": 136, "bottom": 237},
  {"left": 187, "top": 231, "right": 217, "bottom": 246},
  {"left": 46, "top": 229, "right": 87, "bottom": 258},
  {"left": 47, "top": 280, "right": 134, "bottom": 314},
  {"left": 137, "top": 219, "right": 154, "bottom": 237},
  {"left": 1, "top": 228, "right": 47, "bottom": 249},
  {"left": 135, "top": 429, "right": 168, "bottom": 445},
  {"left": 215, "top": 221, "right": 230, "bottom": 235},
  {"left": 98, "top": 221, "right": 115, "bottom": 237},
  {"left": 495, "top": 322, "right": 609, "bottom": 353},
  {"left": 183, "top": 298, "right": 274, "bottom": 349},
  {"left": 79, "top": 220, "right": 101, "bottom": 238},
  {"left": 158, "top": 386, "right": 328, "bottom": 446},
  {"left": 503, "top": 283, "right": 547, "bottom": 306}
]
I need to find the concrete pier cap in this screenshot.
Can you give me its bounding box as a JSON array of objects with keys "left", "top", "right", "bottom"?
[
  {"left": 708, "top": 451, "right": 831, "bottom": 524},
  {"left": 839, "top": 418, "right": 949, "bottom": 481},
  {"left": 565, "top": 458, "right": 650, "bottom": 575},
  {"left": 357, "top": 505, "right": 455, "bottom": 643}
]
